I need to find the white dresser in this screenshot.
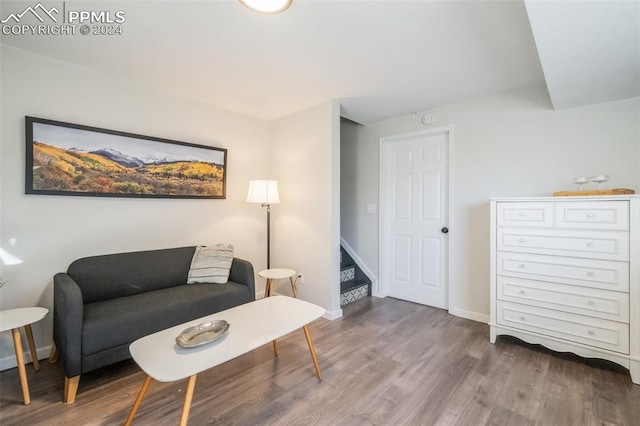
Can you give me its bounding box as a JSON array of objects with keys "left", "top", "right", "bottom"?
[{"left": 489, "top": 196, "right": 639, "bottom": 384}]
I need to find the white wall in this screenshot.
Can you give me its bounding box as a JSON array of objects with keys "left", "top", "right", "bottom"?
[
  {"left": 270, "top": 101, "right": 342, "bottom": 318},
  {"left": 341, "top": 85, "right": 640, "bottom": 321},
  {"left": 341, "top": 118, "right": 379, "bottom": 273},
  {"left": 0, "top": 45, "right": 270, "bottom": 367}
]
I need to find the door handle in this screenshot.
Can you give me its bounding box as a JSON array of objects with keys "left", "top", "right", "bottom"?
[{"left": 441, "top": 227, "right": 449, "bottom": 234}]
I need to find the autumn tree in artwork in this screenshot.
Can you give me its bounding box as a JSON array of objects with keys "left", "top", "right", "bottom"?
[{"left": 32, "top": 142, "right": 224, "bottom": 197}]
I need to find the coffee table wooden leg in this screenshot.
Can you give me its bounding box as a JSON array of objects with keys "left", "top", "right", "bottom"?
[
  {"left": 264, "top": 279, "right": 279, "bottom": 356},
  {"left": 289, "top": 276, "right": 298, "bottom": 298},
  {"left": 11, "top": 328, "right": 30, "bottom": 405},
  {"left": 302, "top": 325, "right": 322, "bottom": 380},
  {"left": 24, "top": 324, "right": 39, "bottom": 371},
  {"left": 125, "top": 375, "right": 153, "bottom": 426},
  {"left": 179, "top": 374, "right": 198, "bottom": 426}
]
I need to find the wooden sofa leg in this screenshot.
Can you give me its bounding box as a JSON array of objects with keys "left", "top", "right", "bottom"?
[
  {"left": 48, "top": 344, "right": 59, "bottom": 363},
  {"left": 64, "top": 375, "right": 80, "bottom": 404}
]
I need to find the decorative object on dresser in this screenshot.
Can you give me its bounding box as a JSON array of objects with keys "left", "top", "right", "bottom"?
[{"left": 489, "top": 195, "right": 639, "bottom": 384}]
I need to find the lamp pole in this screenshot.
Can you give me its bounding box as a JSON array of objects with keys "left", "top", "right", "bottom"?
[
  {"left": 264, "top": 203, "right": 271, "bottom": 269},
  {"left": 247, "top": 179, "right": 279, "bottom": 271}
]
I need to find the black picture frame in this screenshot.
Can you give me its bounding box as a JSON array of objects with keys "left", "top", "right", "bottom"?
[{"left": 25, "top": 116, "right": 227, "bottom": 199}]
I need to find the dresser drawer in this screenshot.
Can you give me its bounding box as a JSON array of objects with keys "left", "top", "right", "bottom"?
[
  {"left": 497, "top": 276, "right": 629, "bottom": 322},
  {"left": 497, "top": 301, "right": 629, "bottom": 354},
  {"left": 497, "top": 252, "right": 629, "bottom": 292},
  {"left": 555, "top": 201, "right": 629, "bottom": 230},
  {"left": 497, "top": 228, "right": 629, "bottom": 261},
  {"left": 497, "top": 202, "right": 553, "bottom": 227}
]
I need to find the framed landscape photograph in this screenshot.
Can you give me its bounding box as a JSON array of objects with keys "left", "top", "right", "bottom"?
[{"left": 25, "top": 117, "right": 227, "bottom": 199}]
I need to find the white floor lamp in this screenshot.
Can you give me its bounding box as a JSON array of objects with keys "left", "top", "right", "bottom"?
[{"left": 246, "top": 180, "right": 280, "bottom": 269}]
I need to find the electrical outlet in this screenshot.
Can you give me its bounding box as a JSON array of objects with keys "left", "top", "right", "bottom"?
[{"left": 298, "top": 273, "right": 304, "bottom": 284}]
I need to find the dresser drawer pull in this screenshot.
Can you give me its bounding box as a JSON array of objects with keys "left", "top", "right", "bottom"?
[
  {"left": 520, "top": 316, "right": 526, "bottom": 321},
  {"left": 588, "top": 300, "right": 596, "bottom": 306},
  {"left": 518, "top": 212, "right": 526, "bottom": 217},
  {"left": 587, "top": 271, "right": 595, "bottom": 277},
  {"left": 587, "top": 213, "right": 595, "bottom": 218},
  {"left": 588, "top": 330, "right": 595, "bottom": 336},
  {"left": 518, "top": 264, "right": 526, "bottom": 269},
  {"left": 518, "top": 290, "right": 526, "bottom": 295},
  {"left": 586, "top": 242, "right": 594, "bottom": 247},
  {"left": 519, "top": 238, "right": 526, "bottom": 243}
]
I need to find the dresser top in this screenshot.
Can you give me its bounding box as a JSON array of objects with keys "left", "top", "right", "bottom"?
[{"left": 490, "top": 195, "right": 639, "bottom": 202}]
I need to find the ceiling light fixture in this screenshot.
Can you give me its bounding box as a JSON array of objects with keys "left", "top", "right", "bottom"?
[{"left": 239, "top": 0, "right": 293, "bottom": 14}]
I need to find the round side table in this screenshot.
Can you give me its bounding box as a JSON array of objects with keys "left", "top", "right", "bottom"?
[
  {"left": 258, "top": 268, "right": 298, "bottom": 298},
  {"left": 0, "top": 307, "right": 48, "bottom": 405},
  {"left": 258, "top": 268, "right": 298, "bottom": 357}
]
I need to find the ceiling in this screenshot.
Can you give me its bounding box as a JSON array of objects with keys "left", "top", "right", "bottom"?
[
  {"left": 0, "top": 0, "right": 637, "bottom": 124},
  {"left": 525, "top": 0, "right": 639, "bottom": 110}
]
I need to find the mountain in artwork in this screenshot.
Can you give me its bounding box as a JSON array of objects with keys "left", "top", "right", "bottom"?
[
  {"left": 31, "top": 141, "right": 224, "bottom": 196},
  {"left": 90, "top": 147, "right": 145, "bottom": 167}
]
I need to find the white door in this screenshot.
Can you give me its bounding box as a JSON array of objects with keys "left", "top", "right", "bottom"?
[{"left": 380, "top": 128, "right": 450, "bottom": 309}]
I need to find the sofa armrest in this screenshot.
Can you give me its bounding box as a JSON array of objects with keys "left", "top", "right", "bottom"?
[
  {"left": 53, "top": 273, "right": 84, "bottom": 377},
  {"left": 229, "top": 258, "right": 255, "bottom": 301}
]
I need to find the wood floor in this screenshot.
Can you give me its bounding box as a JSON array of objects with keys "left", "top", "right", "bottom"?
[{"left": 1, "top": 297, "right": 639, "bottom": 425}]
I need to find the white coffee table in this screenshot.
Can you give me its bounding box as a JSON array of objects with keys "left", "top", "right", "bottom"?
[
  {"left": 125, "top": 296, "right": 325, "bottom": 426},
  {"left": 0, "top": 307, "right": 48, "bottom": 405}
]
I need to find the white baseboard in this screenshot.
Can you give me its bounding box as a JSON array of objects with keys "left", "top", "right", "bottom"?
[
  {"left": 367, "top": 297, "right": 489, "bottom": 324},
  {"left": 372, "top": 290, "right": 383, "bottom": 298},
  {"left": 323, "top": 308, "right": 343, "bottom": 320},
  {"left": 340, "top": 237, "right": 378, "bottom": 292},
  {"left": 449, "top": 307, "right": 490, "bottom": 324},
  {"left": 0, "top": 345, "right": 52, "bottom": 372}
]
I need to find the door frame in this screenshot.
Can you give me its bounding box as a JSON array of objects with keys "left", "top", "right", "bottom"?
[{"left": 378, "top": 125, "right": 455, "bottom": 312}]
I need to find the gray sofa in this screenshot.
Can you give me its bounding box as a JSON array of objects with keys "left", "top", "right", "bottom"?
[{"left": 52, "top": 246, "right": 255, "bottom": 403}]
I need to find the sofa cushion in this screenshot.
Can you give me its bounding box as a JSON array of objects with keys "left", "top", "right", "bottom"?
[
  {"left": 68, "top": 247, "right": 196, "bottom": 304},
  {"left": 187, "top": 244, "right": 234, "bottom": 284},
  {"left": 81, "top": 281, "right": 251, "bottom": 356}
]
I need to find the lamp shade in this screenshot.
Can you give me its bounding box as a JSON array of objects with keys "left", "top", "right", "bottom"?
[
  {"left": 246, "top": 180, "right": 280, "bottom": 204},
  {"left": 239, "top": 0, "right": 293, "bottom": 14}
]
